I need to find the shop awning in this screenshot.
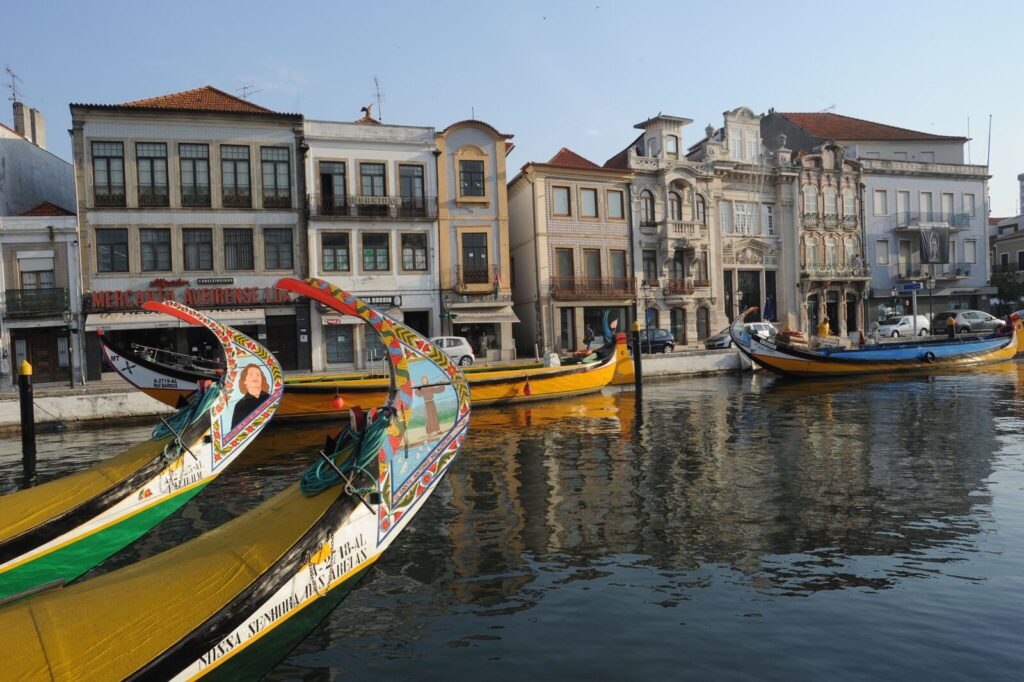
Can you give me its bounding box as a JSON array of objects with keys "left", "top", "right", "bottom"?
[
  {"left": 449, "top": 306, "right": 520, "bottom": 324},
  {"left": 85, "top": 308, "right": 266, "bottom": 331}
]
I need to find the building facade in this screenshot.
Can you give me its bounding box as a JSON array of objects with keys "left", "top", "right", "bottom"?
[
  {"left": 70, "top": 86, "right": 309, "bottom": 378},
  {"left": 763, "top": 111, "right": 992, "bottom": 322},
  {"left": 508, "top": 148, "right": 635, "bottom": 355},
  {"left": 0, "top": 104, "right": 76, "bottom": 216},
  {"left": 436, "top": 120, "right": 518, "bottom": 361},
  {"left": 304, "top": 113, "right": 441, "bottom": 371}
]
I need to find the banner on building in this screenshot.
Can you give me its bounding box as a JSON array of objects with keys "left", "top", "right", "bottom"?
[{"left": 918, "top": 226, "right": 949, "bottom": 264}]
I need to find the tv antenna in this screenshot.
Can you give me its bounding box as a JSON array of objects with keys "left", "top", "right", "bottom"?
[
  {"left": 237, "top": 84, "right": 261, "bottom": 100},
  {"left": 818, "top": 104, "right": 835, "bottom": 113},
  {"left": 373, "top": 76, "right": 384, "bottom": 122},
  {"left": 5, "top": 66, "right": 23, "bottom": 103}
]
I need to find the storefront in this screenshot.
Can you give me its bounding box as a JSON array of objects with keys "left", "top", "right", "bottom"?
[
  {"left": 446, "top": 299, "right": 519, "bottom": 361},
  {"left": 314, "top": 294, "right": 439, "bottom": 371}
]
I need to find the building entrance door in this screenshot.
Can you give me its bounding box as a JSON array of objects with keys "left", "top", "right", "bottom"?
[
  {"left": 737, "top": 270, "right": 762, "bottom": 322},
  {"left": 266, "top": 315, "right": 298, "bottom": 370},
  {"left": 12, "top": 327, "right": 70, "bottom": 383}
]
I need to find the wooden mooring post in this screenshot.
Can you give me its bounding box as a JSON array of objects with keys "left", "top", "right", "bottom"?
[{"left": 19, "top": 360, "right": 36, "bottom": 483}]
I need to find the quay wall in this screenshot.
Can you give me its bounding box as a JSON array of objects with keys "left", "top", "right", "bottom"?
[{"left": 640, "top": 348, "right": 746, "bottom": 377}]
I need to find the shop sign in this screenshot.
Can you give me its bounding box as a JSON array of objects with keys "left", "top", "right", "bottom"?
[
  {"left": 364, "top": 295, "right": 402, "bottom": 307},
  {"left": 86, "top": 286, "right": 296, "bottom": 311}
]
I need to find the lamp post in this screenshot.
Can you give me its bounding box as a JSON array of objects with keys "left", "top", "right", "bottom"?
[
  {"left": 640, "top": 283, "right": 655, "bottom": 352},
  {"left": 61, "top": 309, "right": 75, "bottom": 389}
]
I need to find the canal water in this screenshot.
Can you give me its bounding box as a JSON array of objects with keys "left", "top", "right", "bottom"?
[{"left": 2, "top": 365, "right": 1023, "bottom": 680}]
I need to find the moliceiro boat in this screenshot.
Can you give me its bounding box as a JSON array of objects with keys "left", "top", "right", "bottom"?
[
  {"left": 730, "top": 307, "right": 1018, "bottom": 378},
  {"left": 0, "top": 279, "right": 470, "bottom": 680},
  {"left": 101, "top": 302, "right": 623, "bottom": 418},
  {"left": 0, "top": 301, "right": 282, "bottom": 603}
]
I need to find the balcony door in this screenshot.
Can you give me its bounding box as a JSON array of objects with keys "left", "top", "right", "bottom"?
[
  {"left": 897, "top": 191, "right": 910, "bottom": 225},
  {"left": 583, "top": 249, "right": 601, "bottom": 292},
  {"left": 461, "top": 233, "right": 489, "bottom": 284},
  {"left": 919, "top": 193, "right": 933, "bottom": 222},
  {"left": 555, "top": 248, "right": 574, "bottom": 291},
  {"left": 319, "top": 161, "right": 346, "bottom": 214},
  {"left": 899, "top": 240, "right": 912, "bottom": 277},
  {"left": 399, "top": 165, "right": 425, "bottom": 216}
]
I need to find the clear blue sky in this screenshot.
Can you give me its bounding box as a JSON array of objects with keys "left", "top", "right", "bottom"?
[{"left": 5, "top": 0, "right": 1022, "bottom": 215}]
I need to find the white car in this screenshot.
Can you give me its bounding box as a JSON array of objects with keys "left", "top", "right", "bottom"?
[
  {"left": 430, "top": 336, "right": 475, "bottom": 366},
  {"left": 877, "top": 314, "right": 930, "bottom": 338}
]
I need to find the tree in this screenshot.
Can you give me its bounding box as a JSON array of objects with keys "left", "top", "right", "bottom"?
[{"left": 990, "top": 271, "right": 1024, "bottom": 308}]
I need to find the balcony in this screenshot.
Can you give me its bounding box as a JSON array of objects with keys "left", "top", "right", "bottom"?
[
  {"left": 933, "top": 262, "right": 973, "bottom": 280},
  {"left": 138, "top": 187, "right": 169, "bottom": 208},
  {"left": 308, "top": 194, "right": 438, "bottom": 220},
  {"left": 181, "top": 187, "right": 211, "bottom": 208},
  {"left": 842, "top": 215, "right": 858, "bottom": 229},
  {"left": 263, "top": 192, "right": 292, "bottom": 209},
  {"left": 550, "top": 276, "right": 636, "bottom": 300},
  {"left": 455, "top": 264, "right": 500, "bottom": 292},
  {"left": 662, "top": 279, "right": 694, "bottom": 296},
  {"left": 889, "top": 212, "right": 971, "bottom": 231},
  {"left": 222, "top": 189, "right": 252, "bottom": 208},
  {"left": 639, "top": 219, "right": 659, "bottom": 235},
  {"left": 692, "top": 278, "right": 711, "bottom": 288},
  {"left": 5, "top": 288, "right": 69, "bottom": 316},
  {"left": 664, "top": 220, "right": 707, "bottom": 240},
  {"left": 895, "top": 267, "right": 927, "bottom": 281},
  {"left": 823, "top": 214, "right": 840, "bottom": 230},
  {"left": 94, "top": 189, "right": 126, "bottom": 208},
  {"left": 802, "top": 212, "right": 820, "bottom": 228},
  {"left": 801, "top": 265, "right": 872, "bottom": 281}
]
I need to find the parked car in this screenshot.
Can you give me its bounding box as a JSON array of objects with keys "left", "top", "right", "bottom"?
[
  {"left": 627, "top": 328, "right": 675, "bottom": 354},
  {"left": 704, "top": 322, "right": 776, "bottom": 349},
  {"left": 877, "top": 314, "right": 931, "bottom": 338},
  {"left": 430, "top": 336, "right": 475, "bottom": 365},
  {"left": 929, "top": 310, "right": 1002, "bottom": 335}
]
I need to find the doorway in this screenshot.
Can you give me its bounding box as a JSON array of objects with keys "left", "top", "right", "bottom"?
[
  {"left": 738, "top": 270, "right": 762, "bottom": 322},
  {"left": 697, "top": 307, "right": 710, "bottom": 340},
  {"left": 12, "top": 327, "right": 71, "bottom": 383},
  {"left": 266, "top": 315, "right": 298, "bottom": 370},
  {"left": 403, "top": 310, "right": 430, "bottom": 337},
  {"left": 826, "top": 291, "right": 840, "bottom": 332},
  {"left": 845, "top": 293, "right": 858, "bottom": 335}
]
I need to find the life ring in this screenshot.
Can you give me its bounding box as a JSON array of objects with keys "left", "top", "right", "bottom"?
[{"left": 923, "top": 351, "right": 936, "bottom": 363}]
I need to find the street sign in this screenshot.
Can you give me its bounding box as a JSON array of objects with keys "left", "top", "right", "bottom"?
[{"left": 896, "top": 282, "right": 923, "bottom": 292}]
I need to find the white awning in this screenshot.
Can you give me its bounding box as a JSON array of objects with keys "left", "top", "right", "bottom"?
[
  {"left": 449, "top": 306, "right": 520, "bottom": 324},
  {"left": 86, "top": 308, "right": 266, "bottom": 331}
]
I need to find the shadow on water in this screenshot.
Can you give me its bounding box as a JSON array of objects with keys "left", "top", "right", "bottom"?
[{"left": 3, "top": 363, "right": 1024, "bottom": 679}]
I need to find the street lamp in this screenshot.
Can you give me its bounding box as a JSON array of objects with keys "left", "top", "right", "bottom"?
[{"left": 61, "top": 309, "right": 76, "bottom": 389}]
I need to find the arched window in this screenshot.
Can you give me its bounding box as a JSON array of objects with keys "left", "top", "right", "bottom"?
[
  {"left": 666, "top": 135, "right": 679, "bottom": 158},
  {"left": 695, "top": 194, "right": 707, "bottom": 224},
  {"left": 669, "top": 250, "right": 687, "bottom": 281},
  {"left": 640, "top": 190, "right": 655, "bottom": 226},
  {"left": 669, "top": 192, "right": 682, "bottom": 220},
  {"left": 804, "top": 236, "right": 819, "bottom": 266},
  {"left": 825, "top": 236, "right": 839, "bottom": 266},
  {"left": 670, "top": 308, "right": 687, "bottom": 344},
  {"left": 842, "top": 187, "right": 856, "bottom": 217},
  {"left": 823, "top": 187, "right": 838, "bottom": 216},
  {"left": 803, "top": 185, "right": 818, "bottom": 216}
]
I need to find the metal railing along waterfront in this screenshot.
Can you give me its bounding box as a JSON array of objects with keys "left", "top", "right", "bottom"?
[{"left": 308, "top": 194, "right": 438, "bottom": 220}]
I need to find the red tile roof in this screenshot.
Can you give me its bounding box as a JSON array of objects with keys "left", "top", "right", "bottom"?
[
  {"left": 777, "top": 112, "right": 967, "bottom": 142},
  {"left": 545, "top": 147, "right": 601, "bottom": 170},
  {"left": 17, "top": 201, "right": 75, "bottom": 217},
  {"left": 71, "top": 86, "right": 300, "bottom": 117},
  {"left": 603, "top": 134, "right": 642, "bottom": 170}
]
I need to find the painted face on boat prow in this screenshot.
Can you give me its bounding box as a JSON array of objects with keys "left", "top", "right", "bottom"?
[{"left": 239, "top": 365, "right": 269, "bottom": 397}]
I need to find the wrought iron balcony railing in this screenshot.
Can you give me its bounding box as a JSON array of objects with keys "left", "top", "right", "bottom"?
[
  {"left": 138, "top": 187, "right": 169, "bottom": 208},
  {"left": 5, "top": 287, "right": 69, "bottom": 316},
  {"left": 94, "top": 189, "right": 126, "bottom": 208},
  {"left": 181, "top": 187, "right": 211, "bottom": 208},
  {"left": 263, "top": 192, "right": 292, "bottom": 209},
  {"left": 454, "top": 264, "right": 500, "bottom": 291},
  {"left": 663, "top": 279, "right": 694, "bottom": 296},
  {"left": 222, "top": 189, "right": 252, "bottom": 208},
  {"left": 801, "top": 264, "right": 871, "bottom": 280},
  {"left": 933, "top": 262, "right": 974, "bottom": 279},
  {"left": 550, "top": 276, "right": 636, "bottom": 299},
  {"left": 890, "top": 212, "right": 972, "bottom": 229},
  {"left": 308, "top": 194, "right": 438, "bottom": 220}
]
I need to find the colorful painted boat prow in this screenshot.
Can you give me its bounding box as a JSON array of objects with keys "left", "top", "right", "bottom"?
[
  {"left": 731, "top": 307, "right": 1018, "bottom": 378},
  {"left": 0, "top": 280, "right": 469, "bottom": 680},
  {"left": 0, "top": 301, "right": 282, "bottom": 603}
]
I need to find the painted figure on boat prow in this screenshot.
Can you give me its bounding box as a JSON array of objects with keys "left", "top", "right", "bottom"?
[{"left": 232, "top": 364, "right": 271, "bottom": 429}]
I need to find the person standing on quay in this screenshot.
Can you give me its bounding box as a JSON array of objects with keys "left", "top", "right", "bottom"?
[
  {"left": 947, "top": 314, "right": 957, "bottom": 340},
  {"left": 584, "top": 324, "right": 595, "bottom": 350}
]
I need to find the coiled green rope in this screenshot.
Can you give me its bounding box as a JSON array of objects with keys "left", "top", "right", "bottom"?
[
  {"left": 152, "top": 383, "right": 223, "bottom": 441},
  {"left": 300, "top": 411, "right": 390, "bottom": 497}
]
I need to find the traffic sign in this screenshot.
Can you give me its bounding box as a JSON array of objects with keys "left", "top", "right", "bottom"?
[{"left": 896, "top": 282, "right": 923, "bottom": 292}]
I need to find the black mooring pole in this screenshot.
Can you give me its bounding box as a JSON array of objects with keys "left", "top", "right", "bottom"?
[
  {"left": 631, "top": 320, "right": 643, "bottom": 398},
  {"left": 19, "top": 360, "right": 36, "bottom": 484}
]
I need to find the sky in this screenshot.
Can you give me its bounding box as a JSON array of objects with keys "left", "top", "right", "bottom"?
[{"left": 4, "top": 0, "right": 1023, "bottom": 215}]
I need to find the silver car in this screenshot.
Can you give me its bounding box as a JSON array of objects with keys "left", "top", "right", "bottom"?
[
  {"left": 430, "top": 336, "right": 475, "bottom": 366},
  {"left": 704, "top": 322, "right": 776, "bottom": 349}
]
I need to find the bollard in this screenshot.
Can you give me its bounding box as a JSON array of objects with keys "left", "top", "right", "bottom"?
[
  {"left": 19, "top": 360, "right": 37, "bottom": 483},
  {"left": 631, "top": 320, "right": 643, "bottom": 396}
]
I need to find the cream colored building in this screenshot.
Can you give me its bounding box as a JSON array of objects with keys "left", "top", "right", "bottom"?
[
  {"left": 508, "top": 148, "right": 635, "bottom": 354},
  {"left": 436, "top": 120, "right": 518, "bottom": 361}
]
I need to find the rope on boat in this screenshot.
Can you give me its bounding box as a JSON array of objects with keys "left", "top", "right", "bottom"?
[
  {"left": 152, "top": 384, "right": 222, "bottom": 460},
  {"left": 300, "top": 410, "right": 390, "bottom": 497}
]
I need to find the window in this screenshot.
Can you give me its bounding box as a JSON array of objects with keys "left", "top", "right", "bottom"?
[
  {"left": 720, "top": 200, "right": 732, "bottom": 233},
  {"left": 362, "top": 233, "right": 390, "bottom": 271},
  {"left": 876, "top": 240, "right": 889, "bottom": 265},
  {"left": 136, "top": 143, "right": 169, "bottom": 207},
  {"left": 459, "top": 159, "right": 485, "bottom": 197},
  {"left": 666, "top": 135, "right": 679, "bottom": 158},
  {"left": 607, "top": 190, "right": 624, "bottom": 219},
  {"left": 804, "top": 236, "right": 819, "bottom": 266},
  {"left": 803, "top": 185, "right": 818, "bottom": 215},
  {"left": 746, "top": 133, "right": 758, "bottom": 162},
  {"left": 611, "top": 250, "right": 627, "bottom": 286},
  {"left": 729, "top": 132, "right": 741, "bottom": 160},
  {"left": 873, "top": 189, "right": 887, "bottom": 216},
  {"left": 179, "top": 144, "right": 210, "bottom": 207},
  {"left": 461, "top": 233, "right": 488, "bottom": 281},
  {"left": 401, "top": 233, "right": 428, "bottom": 271},
  {"left": 222, "top": 145, "right": 251, "bottom": 208},
  {"left": 669, "top": 250, "right": 686, "bottom": 280},
  {"left": 642, "top": 249, "right": 657, "bottom": 284},
  {"left": 920, "top": 151, "right": 935, "bottom": 162},
  {"left": 695, "top": 195, "right": 707, "bottom": 224},
  {"left": 57, "top": 337, "right": 69, "bottom": 369},
  {"left": 640, "top": 190, "right": 655, "bottom": 226},
  {"left": 1017, "top": 251, "right": 1024, "bottom": 272},
  {"left": 553, "top": 186, "right": 571, "bottom": 216},
  {"left": 140, "top": 228, "right": 171, "bottom": 271},
  {"left": 20, "top": 269, "right": 55, "bottom": 289},
  {"left": 264, "top": 228, "right": 293, "bottom": 269},
  {"left": 399, "top": 165, "right": 426, "bottom": 216},
  {"left": 941, "top": 193, "right": 954, "bottom": 220},
  {"left": 735, "top": 202, "right": 756, "bottom": 235},
  {"left": 668, "top": 192, "right": 682, "bottom": 220},
  {"left": 583, "top": 248, "right": 601, "bottom": 280},
  {"left": 842, "top": 187, "right": 856, "bottom": 217},
  {"left": 864, "top": 151, "right": 881, "bottom": 159},
  {"left": 822, "top": 187, "right": 838, "bottom": 216},
  {"left": 1001, "top": 253, "right": 1009, "bottom": 271},
  {"left": 322, "top": 233, "right": 350, "bottom": 272},
  {"left": 919, "top": 192, "right": 934, "bottom": 221},
  {"left": 580, "top": 188, "right": 598, "bottom": 218},
  {"left": 896, "top": 190, "right": 910, "bottom": 225},
  {"left": 92, "top": 142, "right": 125, "bottom": 207},
  {"left": 96, "top": 228, "right": 128, "bottom": 272},
  {"left": 893, "top": 151, "right": 908, "bottom": 161},
  {"left": 555, "top": 248, "right": 574, "bottom": 280},
  {"left": 358, "top": 163, "right": 387, "bottom": 217},
  {"left": 224, "top": 228, "right": 254, "bottom": 270},
  {"left": 825, "top": 237, "right": 838, "bottom": 266},
  {"left": 319, "top": 161, "right": 346, "bottom": 213},
  {"left": 325, "top": 326, "right": 354, "bottom": 364},
  {"left": 762, "top": 204, "right": 774, "bottom": 236},
  {"left": 183, "top": 228, "right": 213, "bottom": 271},
  {"left": 261, "top": 147, "right": 291, "bottom": 208},
  {"left": 964, "top": 193, "right": 976, "bottom": 217},
  {"left": 965, "top": 239, "right": 977, "bottom": 264}
]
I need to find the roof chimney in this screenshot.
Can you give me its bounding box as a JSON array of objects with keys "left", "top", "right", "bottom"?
[{"left": 13, "top": 102, "right": 47, "bottom": 149}]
